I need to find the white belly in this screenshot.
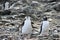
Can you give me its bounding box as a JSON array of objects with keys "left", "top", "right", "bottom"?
[{"left": 22, "top": 20, "right": 32, "bottom": 34}]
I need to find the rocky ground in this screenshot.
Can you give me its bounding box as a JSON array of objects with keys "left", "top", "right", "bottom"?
[{"left": 0, "top": 0, "right": 60, "bottom": 40}]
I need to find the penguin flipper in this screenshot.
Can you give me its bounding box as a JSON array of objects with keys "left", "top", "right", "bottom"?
[
  {"left": 21, "top": 21, "right": 24, "bottom": 26},
  {"left": 39, "top": 23, "right": 43, "bottom": 34}
]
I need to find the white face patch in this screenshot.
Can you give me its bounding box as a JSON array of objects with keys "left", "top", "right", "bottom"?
[{"left": 25, "top": 16, "right": 30, "bottom": 20}]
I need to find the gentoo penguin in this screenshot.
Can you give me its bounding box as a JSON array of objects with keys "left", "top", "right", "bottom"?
[
  {"left": 21, "top": 16, "right": 33, "bottom": 39},
  {"left": 22, "top": 16, "right": 33, "bottom": 34},
  {"left": 40, "top": 17, "right": 49, "bottom": 36}
]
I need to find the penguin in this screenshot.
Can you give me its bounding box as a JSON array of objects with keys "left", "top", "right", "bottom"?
[
  {"left": 40, "top": 17, "right": 49, "bottom": 36},
  {"left": 20, "top": 16, "right": 33, "bottom": 39},
  {"left": 22, "top": 16, "right": 33, "bottom": 34}
]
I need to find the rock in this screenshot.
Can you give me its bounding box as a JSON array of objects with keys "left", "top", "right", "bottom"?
[
  {"left": 48, "top": 18, "right": 53, "bottom": 22},
  {"left": 53, "top": 3, "right": 60, "bottom": 11},
  {"left": 1, "top": 10, "right": 11, "bottom": 15},
  {"left": 57, "top": 30, "right": 60, "bottom": 32},
  {"left": 40, "top": 0, "right": 56, "bottom": 2},
  {"left": 23, "top": 6, "right": 34, "bottom": 14},
  {"left": 22, "top": 0, "right": 27, "bottom": 3},
  {"left": 56, "top": 25, "right": 60, "bottom": 28},
  {"left": 55, "top": 16, "right": 60, "bottom": 19},
  {"left": 31, "top": 1, "right": 39, "bottom": 7},
  {"left": 53, "top": 29, "right": 58, "bottom": 33},
  {"left": 13, "top": 7, "right": 20, "bottom": 10},
  {"left": 53, "top": 34, "right": 59, "bottom": 38},
  {"left": 17, "top": 1, "right": 23, "bottom": 5},
  {"left": 42, "top": 2, "right": 57, "bottom": 12},
  {"left": 0, "top": 35, "right": 8, "bottom": 39},
  {"left": 0, "top": 4, "right": 3, "bottom": 10}
]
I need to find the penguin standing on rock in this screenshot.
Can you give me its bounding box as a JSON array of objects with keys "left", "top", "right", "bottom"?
[
  {"left": 40, "top": 17, "right": 49, "bottom": 36},
  {"left": 22, "top": 16, "right": 33, "bottom": 39}
]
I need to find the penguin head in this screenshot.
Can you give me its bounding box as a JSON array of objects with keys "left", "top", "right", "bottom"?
[
  {"left": 43, "top": 17, "right": 47, "bottom": 21},
  {"left": 25, "top": 16, "right": 31, "bottom": 20}
]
